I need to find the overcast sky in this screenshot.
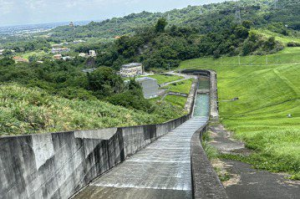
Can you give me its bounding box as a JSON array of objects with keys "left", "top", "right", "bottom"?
[{"left": 0, "top": 0, "right": 228, "bottom": 26}]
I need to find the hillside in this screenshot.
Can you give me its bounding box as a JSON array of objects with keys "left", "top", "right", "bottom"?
[
  {"left": 48, "top": 0, "right": 300, "bottom": 40},
  {"left": 179, "top": 46, "right": 300, "bottom": 179},
  {"left": 0, "top": 84, "right": 184, "bottom": 136}
]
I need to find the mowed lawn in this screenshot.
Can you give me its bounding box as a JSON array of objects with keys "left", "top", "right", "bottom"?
[
  {"left": 179, "top": 47, "right": 300, "bottom": 179},
  {"left": 149, "top": 74, "right": 184, "bottom": 85},
  {"left": 162, "top": 79, "right": 194, "bottom": 94}
]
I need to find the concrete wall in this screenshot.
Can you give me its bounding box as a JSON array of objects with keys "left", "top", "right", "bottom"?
[
  {"left": 190, "top": 125, "right": 228, "bottom": 199},
  {"left": 0, "top": 77, "right": 199, "bottom": 199},
  {"left": 181, "top": 70, "right": 228, "bottom": 198},
  {"left": 0, "top": 115, "right": 194, "bottom": 199}
]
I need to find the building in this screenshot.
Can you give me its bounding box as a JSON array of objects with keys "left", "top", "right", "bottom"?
[
  {"left": 53, "top": 54, "right": 62, "bottom": 60},
  {"left": 73, "top": 40, "right": 86, "bottom": 44},
  {"left": 13, "top": 56, "right": 29, "bottom": 63},
  {"left": 51, "top": 47, "right": 70, "bottom": 54},
  {"left": 78, "top": 53, "right": 87, "bottom": 58},
  {"left": 120, "top": 63, "right": 143, "bottom": 77},
  {"left": 89, "top": 50, "right": 97, "bottom": 57},
  {"left": 62, "top": 56, "right": 74, "bottom": 61},
  {"left": 136, "top": 77, "right": 159, "bottom": 99},
  {"left": 0, "top": 49, "right": 4, "bottom": 55}
]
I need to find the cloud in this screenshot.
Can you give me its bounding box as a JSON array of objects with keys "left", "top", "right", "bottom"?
[
  {"left": 0, "top": 0, "right": 227, "bottom": 26},
  {"left": 0, "top": 0, "right": 14, "bottom": 15}
]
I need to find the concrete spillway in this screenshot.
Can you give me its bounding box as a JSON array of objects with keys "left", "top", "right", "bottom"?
[
  {"left": 73, "top": 77, "right": 210, "bottom": 199},
  {"left": 73, "top": 116, "right": 208, "bottom": 199}
]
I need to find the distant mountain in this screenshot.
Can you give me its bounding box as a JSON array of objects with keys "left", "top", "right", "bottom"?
[{"left": 48, "top": 0, "right": 300, "bottom": 40}]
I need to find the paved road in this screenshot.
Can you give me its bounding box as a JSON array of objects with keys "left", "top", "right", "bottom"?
[{"left": 73, "top": 116, "right": 208, "bottom": 199}]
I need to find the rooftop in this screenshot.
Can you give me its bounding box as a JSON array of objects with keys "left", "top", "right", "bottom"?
[
  {"left": 136, "top": 77, "right": 157, "bottom": 82},
  {"left": 122, "top": 63, "right": 142, "bottom": 68}
]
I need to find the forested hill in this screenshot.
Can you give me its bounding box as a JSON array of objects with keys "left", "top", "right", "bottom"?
[{"left": 49, "top": 0, "right": 300, "bottom": 40}]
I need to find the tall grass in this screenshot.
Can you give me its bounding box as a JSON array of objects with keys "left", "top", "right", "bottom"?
[{"left": 0, "top": 84, "right": 183, "bottom": 135}]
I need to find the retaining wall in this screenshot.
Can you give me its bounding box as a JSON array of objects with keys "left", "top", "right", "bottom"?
[
  {"left": 0, "top": 115, "right": 193, "bottom": 199},
  {"left": 0, "top": 79, "right": 198, "bottom": 199}
]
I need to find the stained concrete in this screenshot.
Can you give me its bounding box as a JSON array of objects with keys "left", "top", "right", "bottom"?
[
  {"left": 0, "top": 115, "right": 192, "bottom": 199},
  {"left": 73, "top": 117, "right": 208, "bottom": 199}
]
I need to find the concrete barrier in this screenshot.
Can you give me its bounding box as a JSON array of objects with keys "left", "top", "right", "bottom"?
[
  {"left": 0, "top": 115, "right": 195, "bottom": 199},
  {"left": 191, "top": 125, "right": 228, "bottom": 199},
  {"left": 182, "top": 69, "right": 228, "bottom": 199},
  {"left": 0, "top": 78, "right": 198, "bottom": 199}
]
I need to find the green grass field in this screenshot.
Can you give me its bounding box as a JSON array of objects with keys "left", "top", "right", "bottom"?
[
  {"left": 162, "top": 79, "right": 193, "bottom": 94},
  {"left": 252, "top": 29, "right": 300, "bottom": 45},
  {"left": 123, "top": 74, "right": 183, "bottom": 84},
  {"left": 179, "top": 47, "right": 300, "bottom": 179},
  {"left": 164, "top": 95, "right": 187, "bottom": 109},
  {"left": 148, "top": 74, "right": 184, "bottom": 85}
]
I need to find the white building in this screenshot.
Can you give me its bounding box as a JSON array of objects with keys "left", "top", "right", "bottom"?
[
  {"left": 136, "top": 77, "right": 159, "bottom": 99},
  {"left": 120, "top": 63, "right": 143, "bottom": 78},
  {"left": 89, "top": 50, "right": 97, "bottom": 57},
  {"left": 78, "top": 53, "right": 87, "bottom": 58},
  {"left": 51, "top": 47, "right": 70, "bottom": 54},
  {"left": 0, "top": 49, "right": 4, "bottom": 55}
]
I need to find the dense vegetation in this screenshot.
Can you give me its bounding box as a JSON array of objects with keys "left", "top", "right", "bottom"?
[
  {"left": 47, "top": 0, "right": 300, "bottom": 40},
  {"left": 0, "top": 84, "right": 183, "bottom": 135},
  {"left": 180, "top": 46, "right": 300, "bottom": 179}
]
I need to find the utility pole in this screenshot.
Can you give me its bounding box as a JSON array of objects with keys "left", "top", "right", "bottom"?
[
  {"left": 266, "top": 55, "right": 268, "bottom": 65},
  {"left": 274, "top": 0, "right": 278, "bottom": 9},
  {"left": 235, "top": 1, "right": 242, "bottom": 24},
  {"left": 238, "top": 55, "right": 241, "bottom": 66},
  {"left": 199, "top": 8, "right": 203, "bottom": 15}
]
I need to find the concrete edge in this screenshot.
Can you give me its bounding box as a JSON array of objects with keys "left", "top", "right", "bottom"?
[
  {"left": 181, "top": 69, "right": 227, "bottom": 199},
  {"left": 191, "top": 124, "right": 228, "bottom": 199}
]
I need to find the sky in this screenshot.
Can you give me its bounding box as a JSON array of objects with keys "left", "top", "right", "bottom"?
[{"left": 0, "top": 0, "right": 227, "bottom": 26}]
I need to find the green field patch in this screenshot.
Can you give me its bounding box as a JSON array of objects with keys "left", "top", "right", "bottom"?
[
  {"left": 162, "top": 79, "right": 193, "bottom": 94},
  {"left": 164, "top": 95, "right": 187, "bottom": 109},
  {"left": 148, "top": 74, "right": 184, "bottom": 85},
  {"left": 179, "top": 47, "right": 300, "bottom": 178}
]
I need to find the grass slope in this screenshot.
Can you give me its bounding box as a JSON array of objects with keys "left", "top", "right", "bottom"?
[
  {"left": 148, "top": 74, "right": 184, "bottom": 85},
  {"left": 162, "top": 79, "right": 193, "bottom": 94},
  {"left": 0, "top": 84, "right": 183, "bottom": 136},
  {"left": 179, "top": 47, "right": 300, "bottom": 178},
  {"left": 164, "top": 95, "right": 187, "bottom": 109}
]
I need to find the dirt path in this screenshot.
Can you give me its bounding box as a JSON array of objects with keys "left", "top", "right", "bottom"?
[{"left": 209, "top": 124, "right": 300, "bottom": 199}]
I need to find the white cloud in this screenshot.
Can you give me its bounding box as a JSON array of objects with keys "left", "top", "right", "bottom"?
[
  {"left": 0, "top": 0, "right": 14, "bottom": 15},
  {"left": 0, "top": 0, "right": 227, "bottom": 26}
]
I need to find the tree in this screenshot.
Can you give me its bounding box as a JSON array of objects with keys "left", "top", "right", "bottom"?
[
  {"left": 87, "top": 67, "right": 124, "bottom": 98},
  {"left": 0, "top": 57, "right": 14, "bottom": 67},
  {"left": 155, "top": 18, "right": 168, "bottom": 33},
  {"left": 242, "top": 20, "right": 253, "bottom": 29}
]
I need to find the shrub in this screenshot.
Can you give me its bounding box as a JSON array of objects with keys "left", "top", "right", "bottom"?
[{"left": 287, "top": 42, "right": 300, "bottom": 47}]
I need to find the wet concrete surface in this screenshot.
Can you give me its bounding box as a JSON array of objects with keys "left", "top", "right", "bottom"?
[
  {"left": 209, "top": 124, "right": 300, "bottom": 199},
  {"left": 73, "top": 117, "right": 208, "bottom": 199}
]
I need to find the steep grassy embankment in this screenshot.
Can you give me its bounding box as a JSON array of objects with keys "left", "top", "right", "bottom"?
[
  {"left": 0, "top": 84, "right": 183, "bottom": 136},
  {"left": 179, "top": 47, "right": 300, "bottom": 179}
]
